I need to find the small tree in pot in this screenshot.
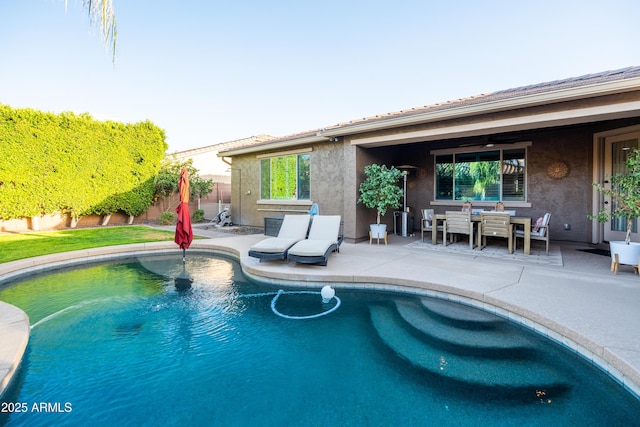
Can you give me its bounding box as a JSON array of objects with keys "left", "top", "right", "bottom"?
[
  {"left": 358, "top": 164, "right": 404, "bottom": 238},
  {"left": 591, "top": 148, "right": 640, "bottom": 269}
]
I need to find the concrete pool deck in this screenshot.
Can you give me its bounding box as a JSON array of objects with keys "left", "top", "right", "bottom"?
[{"left": 1, "top": 227, "right": 640, "bottom": 400}]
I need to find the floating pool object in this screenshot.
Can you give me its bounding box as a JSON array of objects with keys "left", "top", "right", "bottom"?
[{"left": 321, "top": 285, "right": 335, "bottom": 303}]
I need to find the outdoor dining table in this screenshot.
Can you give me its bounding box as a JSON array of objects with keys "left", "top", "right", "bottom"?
[{"left": 432, "top": 214, "right": 532, "bottom": 255}]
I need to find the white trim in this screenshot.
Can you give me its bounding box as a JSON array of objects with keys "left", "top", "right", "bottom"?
[
  {"left": 220, "top": 136, "right": 324, "bottom": 157},
  {"left": 430, "top": 141, "right": 531, "bottom": 155},
  {"left": 256, "top": 147, "right": 312, "bottom": 159},
  {"left": 350, "top": 101, "right": 640, "bottom": 147},
  {"left": 256, "top": 199, "right": 312, "bottom": 206},
  {"left": 591, "top": 124, "right": 640, "bottom": 244},
  {"left": 326, "top": 77, "right": 640, "bottom": 137}
]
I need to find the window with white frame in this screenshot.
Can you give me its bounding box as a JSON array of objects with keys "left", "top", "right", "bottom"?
[
  {"left": 434, "top": 146, "right": 526, "bottom": 202},
  {"left": 260, "top": 152, "right": 310, "bottom": 200}
]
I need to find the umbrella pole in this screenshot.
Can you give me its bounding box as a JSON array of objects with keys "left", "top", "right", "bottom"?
[{"left": 175, "top": 248, "right": 192, "bottom": 290}]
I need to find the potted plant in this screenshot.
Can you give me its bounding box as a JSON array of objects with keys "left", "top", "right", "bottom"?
[
  {"left": 358, "top": 164, "right": 404, "bottom": 239},
  {"left": 591, "top": 148, "right": 640, "bottom": 268}
]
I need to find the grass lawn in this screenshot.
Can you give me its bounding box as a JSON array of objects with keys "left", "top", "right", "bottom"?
[{"left": 0, "top": 226, "right": 190, "bottom": 264}]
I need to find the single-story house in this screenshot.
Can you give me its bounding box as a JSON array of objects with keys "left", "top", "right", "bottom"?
[{"left": 218, "top": 66, "right": 640, "bottom": 245}]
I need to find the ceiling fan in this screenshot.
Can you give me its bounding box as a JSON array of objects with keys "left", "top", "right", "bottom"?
[{"left": 457, "top": 135, "right": 521, "bottom": 149}]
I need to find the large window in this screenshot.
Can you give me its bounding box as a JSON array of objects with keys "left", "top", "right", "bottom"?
[
  {"left": 260, "top": 153, "right": 310, "bottom": 200},
  {"left": 435, "top": 148, "right": 525, "bottom": 201}
]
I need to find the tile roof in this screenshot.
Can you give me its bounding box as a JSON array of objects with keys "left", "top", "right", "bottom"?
[
  {"left": 222, "top": 66, "right": 640, "bottom": 152},
  {"left": 332, "top": 66, "right": 640, "bottom": 128},
  {"left": 170, "top": 134, "right": 274, "bottom": 157}
]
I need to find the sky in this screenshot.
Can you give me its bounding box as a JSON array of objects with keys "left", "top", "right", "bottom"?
[{"left": 1, "top": 0, "right": 640, "bottom": 153}]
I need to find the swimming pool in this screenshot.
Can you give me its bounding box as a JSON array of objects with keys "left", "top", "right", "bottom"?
[{"left": 1, "top": 254, "right": 639, "bottom": 426}]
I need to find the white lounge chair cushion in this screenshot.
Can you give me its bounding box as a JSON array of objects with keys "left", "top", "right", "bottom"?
[
  {"left": 249, "top": 214, "right": 310, "bottom": 254},
  {"left": 288, "top": 215, "right": 341, "bottom": 257},
  {"left": 250, "top": 237, "right": 300, "bottom": 254},
  {"left": 287, "top": 239, "right": 335, "bottom": 257},
  {"left": 306, "top": 215, "right": 341, "bottom": 241},
  {"left": 277, "top": 214, "right": 311, "bottom": 239}
]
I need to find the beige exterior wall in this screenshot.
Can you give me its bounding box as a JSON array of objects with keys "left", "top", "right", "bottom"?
[
  {"left": 226, "top": 116, "right": 640, "bottom": 244},
  {"left": 349, "top": 118, "right": 639, "bottom": 244},
  {"left": 228, "top": 141, "right": 347, "bottom": 228}
]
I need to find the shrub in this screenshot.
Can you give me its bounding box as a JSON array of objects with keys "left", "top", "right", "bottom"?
[
  {"left": 192, "top": 209, "right": 205, "bottom": 223},
  {"left": 0, "top": 105, "right": 167, "bottom": 221},
  {"left": 159, "top": 211, "right": 175, "bottom": 225}
]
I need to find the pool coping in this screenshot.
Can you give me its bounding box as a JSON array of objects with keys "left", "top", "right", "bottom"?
[{"left": 1, "top": 236, "right": 639, "bottom": 400}]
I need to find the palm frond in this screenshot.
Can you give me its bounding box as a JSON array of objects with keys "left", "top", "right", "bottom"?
[{"left": 66, "top": 0, "right": 117, "bottom": 62}]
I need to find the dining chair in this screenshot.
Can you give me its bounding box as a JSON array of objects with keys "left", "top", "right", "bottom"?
[
  {"left": 479, "top": 212, "right": 513, "bottom": 254},
  {"left": 515, "top": 212, "right": 551, "bottom": 254},
  {"left": 421, "top": 209, "right": 443, "bottom": 243},
  {"left": 444, "top": 211, "right": 475, "bottom": 249},
  {"left": 461, "top": 202, "right": 473, "bottom": 213},
  {"left": 494, "top": 202, "right": 505, "bottom": 211}
]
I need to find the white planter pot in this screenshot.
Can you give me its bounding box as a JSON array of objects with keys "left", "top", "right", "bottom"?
[
  {"left": 609, "top": 241, "right": 640, "bottom": 265},
  {"left": 370, "top": 224, "right": 387, "bottom": 239}
]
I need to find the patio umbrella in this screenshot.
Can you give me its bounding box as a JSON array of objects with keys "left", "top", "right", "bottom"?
[{"left": 174, "top": 167, "right": 193, "bottom": 289}]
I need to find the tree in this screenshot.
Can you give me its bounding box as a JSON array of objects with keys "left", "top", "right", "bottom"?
[
  {"left": 154, "top": 156, "right": 214, "bottom": 212},
  {"left": 358, "top": 164, "right": 404, "bottom": 225},
  {"left": 591, "top": 148, "right": 640, "bottom": 244}
]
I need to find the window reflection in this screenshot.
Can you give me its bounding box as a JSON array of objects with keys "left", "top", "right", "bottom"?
[
  {"left": 260, "top": 153, "right": 311, "bottom": 200},
  {"left": 435, "top": 148, "right": 526, "bottom": 201}
]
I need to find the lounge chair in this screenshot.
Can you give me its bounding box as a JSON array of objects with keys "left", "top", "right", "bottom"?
[
  {"left": 287, "top": 215, "right": 342, "bottom": 266},
  {"left": 248, "top": 214, "right": 311, "bottom": 262}
]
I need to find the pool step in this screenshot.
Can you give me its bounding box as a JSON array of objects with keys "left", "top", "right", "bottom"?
[
  {"left": 419, "top": 297, "right": 503, "bottom": 328},
  {"left": 395, "top": 300, "right": 534, "bottom": 357},
  {"left": 370, "top": 304, "right": 568, "bottom": 389}
]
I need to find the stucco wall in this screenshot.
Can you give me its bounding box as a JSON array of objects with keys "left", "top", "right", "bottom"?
[
  {"left": 350, "top": 118, "right": 640, "bottom": 243},
  {"left": 229, "top": 141, "right": 347, "bottom": 229},
  {"left": 224, "top": 117, "right": 639, "bottom": 245}
]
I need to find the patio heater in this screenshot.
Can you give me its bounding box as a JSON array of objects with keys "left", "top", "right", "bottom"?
[{"left": 396, "top": 165, "right": 417, "bottom": 237}]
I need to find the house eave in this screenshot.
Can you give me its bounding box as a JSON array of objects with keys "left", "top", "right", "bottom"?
[
  {"left": 218, "top": 74, "right": 640, "bottom": 157},
  {"left": 218, "top": 135, "right": 327, "bottom": 157},
  {"left": 350, "top": 100, "right": 640, "bottom": 147},
  {"left": 321, "top": 77, "right": 640, "bottom": 137}
]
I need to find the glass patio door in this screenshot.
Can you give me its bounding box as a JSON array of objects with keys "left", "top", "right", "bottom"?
[{"left": 604, "top": 133, "right": 640, "bottom": 242}]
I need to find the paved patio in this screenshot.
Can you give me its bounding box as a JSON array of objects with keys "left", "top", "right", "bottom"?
[{"left": 1, "top": 225, "right": 639, "bottom": 400}]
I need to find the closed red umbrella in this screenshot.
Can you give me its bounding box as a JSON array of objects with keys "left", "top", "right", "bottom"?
[{"left": 174, "top": 167, "right": 193, "bottom": 261}]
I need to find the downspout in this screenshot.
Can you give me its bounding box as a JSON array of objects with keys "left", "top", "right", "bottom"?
[{"left": 222, "top": 156, "right": 241, "bottom": 225}]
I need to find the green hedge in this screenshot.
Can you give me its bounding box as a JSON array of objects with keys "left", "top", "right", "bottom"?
[{"left": 0, "top": 104, "right": 167, "bottom": 220}]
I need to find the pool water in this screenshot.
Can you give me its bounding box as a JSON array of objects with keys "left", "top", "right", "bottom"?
[{"left": 1, "top": 254, "right": 639, "bottom": 426}]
